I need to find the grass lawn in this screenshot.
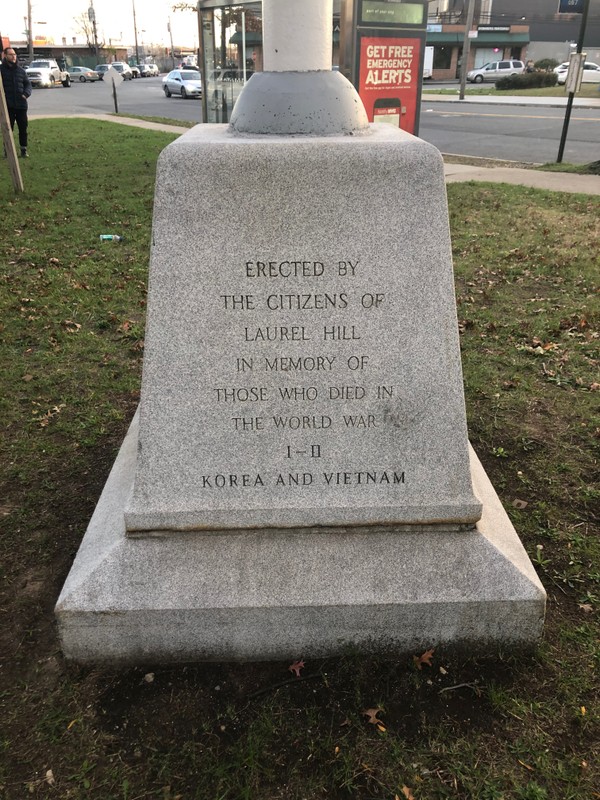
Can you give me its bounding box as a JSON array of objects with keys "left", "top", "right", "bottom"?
[{"left": 0, "top": 119, "right": 599, "bottom": 800}]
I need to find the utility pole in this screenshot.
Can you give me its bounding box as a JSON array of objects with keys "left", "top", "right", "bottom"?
[
  {"left": 167, "top": 19, "right": 175, "bottom": 69},
  {"left": 27, "top": 0, "right": 34, "bottom": 61},
  {"left": 88, "top": 1, "right": 99, "bottom": 59},
  {"left": 458, "top": 0, "right": 476, "bottom": 101},
  {"left": 557, "top": 0, "right": 591, "bottom": 163},
  {"left": 133, "top": 0, "right": 140, "bottom": 63}
]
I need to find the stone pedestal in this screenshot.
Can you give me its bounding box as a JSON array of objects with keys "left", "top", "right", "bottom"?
[
  {"left": 56, "top": 412, "right": 545, "bottom": 664},
  {"left": 126, "top": 125, "right": 480, "bottom": 532},
  {"left": 56, "top": 125, "right": 545, "bottom": 663}
]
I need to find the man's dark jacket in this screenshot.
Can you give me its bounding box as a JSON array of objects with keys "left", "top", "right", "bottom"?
[{"left": 1, "top": 60, "right": 32, "bottom": 110}]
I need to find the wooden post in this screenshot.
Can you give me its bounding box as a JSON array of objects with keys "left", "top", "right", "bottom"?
[{"left": 0, "top": 80, "right": 24, "bottom": 193}]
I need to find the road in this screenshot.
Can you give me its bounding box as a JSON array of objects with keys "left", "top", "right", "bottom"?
[
  {"left": 419, "top": 101, "right": 600, "bottom": 164},
  {"left": 28, "top": 77, "right": 599, "bottom": 164},
  {"left": 29, "top": 76, "right": 204, "bottom": 125}
]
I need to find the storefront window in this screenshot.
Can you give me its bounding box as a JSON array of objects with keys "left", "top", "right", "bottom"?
[
  {"left": 474, "top": 48, "right": 496, "bottom": 68},
  {"left": 432, "top": 46, "right": 451, "bottom": 70}
]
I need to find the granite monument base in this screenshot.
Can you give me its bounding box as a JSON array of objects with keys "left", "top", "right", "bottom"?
[{"left": 55, "top": 412, "right": 545, "bottom": 664}]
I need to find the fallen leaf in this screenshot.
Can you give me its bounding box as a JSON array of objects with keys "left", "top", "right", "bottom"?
[
  {"left": 340, "top": 718, "right": 351, "bottom": 727},
  {"left": 67, "top": 719, "right": 78, "bottom": 730},
  {"left": 579, "top": 603, "right": 594, "bottom": 613},
  {"left": 439, "top": 666, "right": 448, "bottom": 675},
  {"left": 362, "top": 707, "right": 384, "bottom": 725},
  {"left": 413, "top": 648, "right": 435, "bottom": 670},
  {"left": 512, "top": 499, "right": 528, "bottom": 509},
  {"left": 45, "top": 769, "right": 55, "bottom": 786},
  {"left": 518, "top": 759, "right": 534, "bottom": 771},
  {"left": 590, "top": 383, "right": 600, "bottom": 391},
  {"left": 48, "top": 257, "right": 61, "bottom": 265},
  {"left": 334, "top": 746, "right": 340, "bottom": 755},
  {"left": 288, "top": 660, "right": 305, "bottom": 677},
  {"left": 144, "top": 672, "right": 155, "bottom": 683},
  {"left": 62, "top": 319, "right": 81, "bottom": 332},
  {"left": 580, "top": 706, "right": 586, "bottom": 716},
  {"left": 402, "top": 786, "right": 415, "bottom": 800},
  {"left": 22, "top": 374, "right": 33, "bottom": 382}
]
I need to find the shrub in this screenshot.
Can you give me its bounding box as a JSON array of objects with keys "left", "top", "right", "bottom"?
[
  {"left": 535, "top": 58, "right": 559, "bottom": 71},
  {"left": 496, "top": 72, "right": 558, "bottom": 90}
]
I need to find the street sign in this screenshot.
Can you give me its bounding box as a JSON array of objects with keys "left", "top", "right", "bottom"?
[
  {"left": 565, "top": 51, "right": 585, "bottom": 93},
  {"left": 104, "top": 66, "right": 123, "bottom": 85},
  {"left": 558, "top": 0, "right": 584, "bottom": 13}
]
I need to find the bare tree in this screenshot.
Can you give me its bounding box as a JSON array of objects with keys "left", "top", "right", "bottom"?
[{"left": 75, "top": 12, "right": 104, "bottom": 55}]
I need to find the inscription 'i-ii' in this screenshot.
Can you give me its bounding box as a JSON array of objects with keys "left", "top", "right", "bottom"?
[{"left": 286, "top": 444, "right": 322, "bottom": 458}]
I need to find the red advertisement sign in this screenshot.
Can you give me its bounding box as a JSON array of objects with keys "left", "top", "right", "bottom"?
[{"left": 358, "top": 36, "right": 421, "bottom": 134}]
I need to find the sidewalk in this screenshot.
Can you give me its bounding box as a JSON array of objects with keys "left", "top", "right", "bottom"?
[
  {"left": 443, "top": 162, "right": 600, "bottom": 195},
  {"left": 30, "top": 111, "right": 600, "bottom": 196},
  {"left": 422, "top": 92, "right": 600, "bottom": 110}
]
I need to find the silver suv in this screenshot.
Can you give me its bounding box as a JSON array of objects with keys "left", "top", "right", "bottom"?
[{"left": 467, "top": 60, "right": 525, "bottom": 83}]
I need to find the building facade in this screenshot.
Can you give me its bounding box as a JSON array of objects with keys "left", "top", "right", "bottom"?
[{"left": 426, "top": 0, "right": 600, "bottom": 78}]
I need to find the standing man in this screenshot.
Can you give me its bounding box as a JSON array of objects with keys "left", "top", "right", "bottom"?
[{"left": 1, "top": 48, "right": 32, "bottom": 158}]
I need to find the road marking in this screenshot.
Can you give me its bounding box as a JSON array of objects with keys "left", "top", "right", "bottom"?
[{"left": 423, "top": 108, "right": 600, "bottom": 122}]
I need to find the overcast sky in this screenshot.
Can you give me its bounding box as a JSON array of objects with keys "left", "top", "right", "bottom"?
[{"left": 2, "top": 0, "right": 200, "bottom": 51}]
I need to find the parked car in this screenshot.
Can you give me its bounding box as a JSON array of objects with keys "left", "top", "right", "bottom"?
[
  {"left": 95, "top": 63, "right": 132, "bottom": 80},
  {"left": 130, "top": 65, "right": 141, "bottom": 79},
  {"left": 110, "top": 62, "right": 134, "bottom": 80},
  {"left": 467, "top": 60, "right": 525, "bottom": 83},
  {"left": 556, "top": 61, "right": 600, "bottom": 84},
  {"left": 135, "top": 63, "right": 151, "bottom": 77},
  {"left": 145, "top": 63, "right": 159, "bottom": 76},
  {"left": 554, "top": 62, "right": 570, "bottom": 74},
  {"left": 162, "top": 69, "right": 202, "bottom": 98},
  {"left": 67, "top": 66, "right": 101, "bottom": 82},
  {"left": 94, "top": 64, "right": 110, "bottom": 79},
  {"left": 208, "top": 68, "right": 243, "bottom": 83},
  {"left": 26, "top": 59, "right": 71, "bottom": 87},
  {"left": 206, "top": 68, "right": 247, "bottom": 110}
]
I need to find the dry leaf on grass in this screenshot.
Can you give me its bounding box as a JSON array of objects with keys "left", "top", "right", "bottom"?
[
  {"left": 62, "top": 319, "right": 81, "bottom": 332},
  {"left": 288, "top": 659, "right": 305, "bottom": 677},
  {"left": 518, "top": 759, "right": 534, "bottom": 771},
  {"left": 362, "top": 707, "right": 384, "bottom": 725},
  {"left": 413, "top": 648, "right": 435, "bottom": 669}
]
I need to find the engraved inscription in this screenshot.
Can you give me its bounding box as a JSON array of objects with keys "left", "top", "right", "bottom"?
[{"left": 204, "top": 257, "right": 409, "bottom": 491}]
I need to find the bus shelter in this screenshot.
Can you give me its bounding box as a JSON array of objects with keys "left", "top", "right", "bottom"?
[{"left": 197, "top": 0, "right": 263, "bottom": 124}]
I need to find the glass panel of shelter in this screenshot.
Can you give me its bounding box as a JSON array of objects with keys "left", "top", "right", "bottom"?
[{"left": 198, "top": 1, "right": 263, "bottom": 124}]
